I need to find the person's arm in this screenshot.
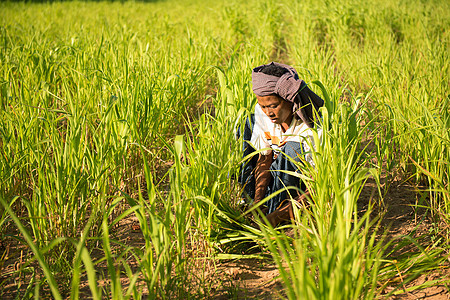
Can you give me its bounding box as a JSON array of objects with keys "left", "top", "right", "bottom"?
[{"left": 254, "top": 152, "right": 273, "bottom": 205}]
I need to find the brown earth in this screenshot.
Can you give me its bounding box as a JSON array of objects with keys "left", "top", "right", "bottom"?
[{"left": 204, "top": 175, "right": 450, "bottom": 299}]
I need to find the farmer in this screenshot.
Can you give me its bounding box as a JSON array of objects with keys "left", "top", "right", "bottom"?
[{"left": 239, "top": 62, "right": 324, "bottom": 227}]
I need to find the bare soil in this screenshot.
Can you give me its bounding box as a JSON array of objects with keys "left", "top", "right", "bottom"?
[{"left": 206, "top": 176, "right": 450, "bottom": 299}]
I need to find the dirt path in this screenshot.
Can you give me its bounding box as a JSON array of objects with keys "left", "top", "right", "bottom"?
[{"left": 209, "top": 177, "right": 449, "bottom": 299}]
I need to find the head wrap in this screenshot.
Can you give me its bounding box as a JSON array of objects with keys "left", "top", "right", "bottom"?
[{"left": 252, "top": 62, "right": 324, "bottom": 128}]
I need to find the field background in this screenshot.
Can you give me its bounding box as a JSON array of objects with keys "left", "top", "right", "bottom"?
[{"left": 1, "top": 0, "right": 449, "bottom": 298}]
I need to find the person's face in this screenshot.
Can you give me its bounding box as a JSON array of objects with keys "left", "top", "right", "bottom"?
[{"left": 256, "top": 94, "right": 293, "bottom": 126}]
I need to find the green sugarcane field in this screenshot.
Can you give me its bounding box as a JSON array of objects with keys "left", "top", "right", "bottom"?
[{"left": 0, "top": 0, "right": 449, "bottom": 298}]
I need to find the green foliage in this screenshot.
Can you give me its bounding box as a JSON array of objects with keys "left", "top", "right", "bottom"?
[{"left": 0, "top": 0, "right": 448, "bottom": 298}]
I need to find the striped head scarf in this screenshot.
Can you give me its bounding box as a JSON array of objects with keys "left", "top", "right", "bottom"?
[{"left": 252, "top": 62, "right": 324, "bottom": 128}]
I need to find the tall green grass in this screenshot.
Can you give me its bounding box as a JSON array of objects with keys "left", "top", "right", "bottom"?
[
  {"left": 0, "top": 0, "right": 448, "bottom": 298},
  {"left": 0, "top": 0, "right": 232, "bottom": 296}
]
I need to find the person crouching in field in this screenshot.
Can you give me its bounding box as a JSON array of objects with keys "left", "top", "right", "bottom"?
[{"left": 239, "top": 62, "right": 324, "bottom": 227}]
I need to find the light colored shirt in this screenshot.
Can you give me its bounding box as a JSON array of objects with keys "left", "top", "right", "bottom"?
[{"left": 250, "top": 103, "right": 321, "bottom": 166}]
